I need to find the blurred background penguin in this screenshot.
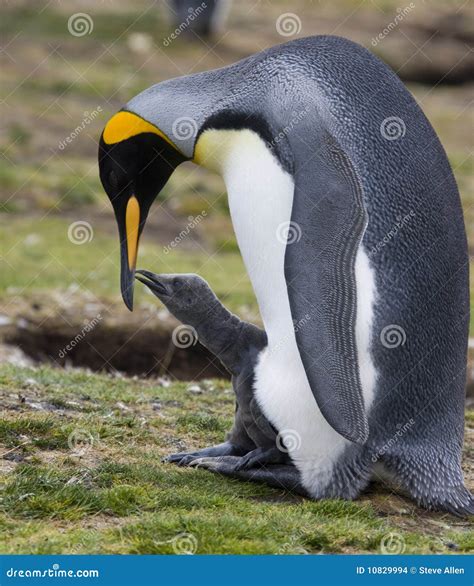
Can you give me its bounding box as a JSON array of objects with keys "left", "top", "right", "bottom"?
[{"left": 168, "top": 0, "right": 232, "bottom": 38}]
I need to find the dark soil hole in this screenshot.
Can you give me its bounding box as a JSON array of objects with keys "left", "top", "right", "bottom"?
[{"left": 1, "top": 308, "right": 229, "bottom": 380}]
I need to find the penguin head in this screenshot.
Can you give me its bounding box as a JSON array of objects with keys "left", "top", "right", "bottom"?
[
  {"left": 98, "top": 111, "right": 188, "bottom": 310},
  {"left": 135, "top": 269, "right": 217, "bottom": 324},
  {"left": 99, "top": 76, "right": 269, "bottom": 310}
]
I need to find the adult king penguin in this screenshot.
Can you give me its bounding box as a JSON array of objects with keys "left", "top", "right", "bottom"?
[{"left": 99, "top": 36, "right": 473, "bottom": 515}]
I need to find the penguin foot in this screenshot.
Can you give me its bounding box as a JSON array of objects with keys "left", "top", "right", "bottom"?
[
  {"left": 234, "top": 446, "right": 287, "bottom": 471},
  {"left": 162, "top": 441, "right": 247, "bottom": 466},
  {"left": 189, "top": 455, "right": 306, "bottom": 496},
  {"left": 189, "top": 455, "right": 241, "bottom": 472}
]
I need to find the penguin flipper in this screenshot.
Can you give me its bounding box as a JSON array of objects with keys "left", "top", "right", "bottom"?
[{"left": 285, "top": 133, "right": 369, "bottom": 444}]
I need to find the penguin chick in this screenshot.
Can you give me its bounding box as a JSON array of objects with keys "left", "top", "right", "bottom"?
[{"left": 135, "top": 269, "right": 292, "bottom": 472}]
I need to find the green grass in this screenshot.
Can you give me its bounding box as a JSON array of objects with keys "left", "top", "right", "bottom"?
[
  {"left": 0, "top": 363, "right": 472, "bottom": 554},
  {"left": 2, "top": 213, "right": 474, "bottom": 331},
  {"left": 0, "top": 215, "right": 254, "bottom": 315},
  {"left": 0, "top": 160, "right": 101, "bottom": 211},
  {"left": 0, "top": 6, "right": 167, "bottom": 42}
]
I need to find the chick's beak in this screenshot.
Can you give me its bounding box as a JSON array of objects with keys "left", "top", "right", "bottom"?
[{"left": 135, "top": 269, "right": 169, "bottom": 296}]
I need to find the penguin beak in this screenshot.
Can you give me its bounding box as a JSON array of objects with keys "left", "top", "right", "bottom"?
[
  {"left": 120, "top": 195, "right": 141, "bottom": 311},
  {"left": 135, "top": 269, "right": 169, "bottom": 297},
  {"left": 99, "top": 129, "right": 188, "bottom": 312}
]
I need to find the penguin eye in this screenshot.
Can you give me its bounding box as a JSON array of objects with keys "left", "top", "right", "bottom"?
[{"left": 108, "top": 170, "right": 119, "bottom": 189}]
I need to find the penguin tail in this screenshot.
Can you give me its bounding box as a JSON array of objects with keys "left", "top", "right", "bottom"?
[
  {"left": 379, "top": 453, "right": 473, "bottom": 518},
  {"left": 422, "top": 485, "right": 474, "bottom": 518}
]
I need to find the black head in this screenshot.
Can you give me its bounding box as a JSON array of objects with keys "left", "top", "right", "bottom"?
[
  {"left": 98, "top": 111, "right": 187, "bottom": 310},
  {"left": 135, "top": 270, "right": 218, "bottom": 324}
]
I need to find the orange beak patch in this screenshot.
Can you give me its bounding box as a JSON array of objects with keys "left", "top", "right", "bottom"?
[
  {"left": 103, "top": 111, "right": 179, "bottom": 151},
  {"left": 125, "top": 195, "right": 140, "bottom": 270}
]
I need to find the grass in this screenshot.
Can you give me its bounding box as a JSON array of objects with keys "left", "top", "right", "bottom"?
[
  {"left": 0, "top": 5, "right": 167, "bottom": 42},
  {"left": 0, "top": 160, "right": 101, "bottom": 211},
  {"left": 2, "top": 213, "right": 474, "bottom": 332},
  {"left": 0, "top": 215, "right": 253, "bottom": 316},
  {"left": 0, "top": 363, "right": 472, "bottom": 555}
]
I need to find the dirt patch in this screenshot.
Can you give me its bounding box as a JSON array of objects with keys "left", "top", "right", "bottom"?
[
  {"left": 0, "top": 292, "right": 228, "bottom": 380},
  {"left": 1, "top": 294, "right": 474, "bottom": 392}
]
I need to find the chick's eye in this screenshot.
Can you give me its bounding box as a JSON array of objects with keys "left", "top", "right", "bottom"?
[{"left": 108, "top": 170, "right": 118, "bottom": 189}]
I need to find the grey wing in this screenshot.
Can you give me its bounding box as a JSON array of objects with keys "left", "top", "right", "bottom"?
[{"left": 284, "top": 131, "right": 369, "bottom": 444}]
